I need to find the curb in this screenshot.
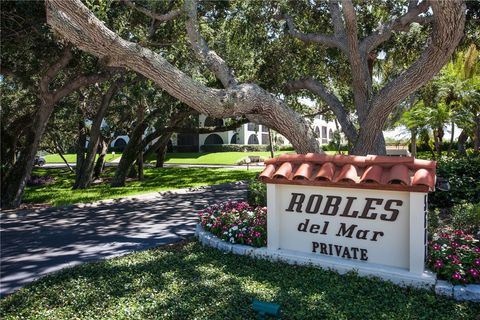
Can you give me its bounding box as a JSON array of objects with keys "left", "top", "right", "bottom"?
[{"left": 196, "top": 224, "right": 480, "bottom": 303}]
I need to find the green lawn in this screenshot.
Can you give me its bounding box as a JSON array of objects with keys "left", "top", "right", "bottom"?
[
  {"left": 1, "top": 240, "right": 478, "bottom": 319},
  {"left": 163, "top": 151, "right": 292, "bottom": 165},
  {"left": 43, "top": 153, "right": 121, "bottom": 163},
  {"left": 24, "top": 167, "right": 258, "bottom": 207}
]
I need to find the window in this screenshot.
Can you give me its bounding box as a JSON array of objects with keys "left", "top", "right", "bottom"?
[
  {"left": 261, "top": 125, "right": 268, "bottom": 133},
  {"left": 322, "top": 126, "right": 328, "bottom": 144},
  {"left": 248, "top": 134, "right": 259, "bottom": 144},
  {"left": 230, "top": 133, "right": 238, "bottom": 144},
  {"left": 204, "top": 134, "right": 223, "bottom": 145}
]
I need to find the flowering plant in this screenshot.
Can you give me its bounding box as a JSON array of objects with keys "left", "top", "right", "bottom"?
[
  {"left": 27, "top": 175, "right": 55, "bottom": 186},
  {"left": 428, "top": 226, "right": 480, "bottom": 285},
  {"left": 199, "top": 201, "right": 267, "bottom": 247}
]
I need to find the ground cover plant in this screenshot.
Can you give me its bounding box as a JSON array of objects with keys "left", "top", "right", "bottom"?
[
  {"left": 1, "top": 240, "right": 478, "bottom": 320},
  {"left": 199, "top": 201, "right": 267, "bottom": 247},
  {"left": 23, "top": 167, "right": 258, "bottom": 207},
  {"left": 428, "top": 227, "right": 480, "bottom": 285}
]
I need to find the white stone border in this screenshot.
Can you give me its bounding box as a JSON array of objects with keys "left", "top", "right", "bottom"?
[{"left": 196, "top": 224, "right": 480, "bottom": 302}]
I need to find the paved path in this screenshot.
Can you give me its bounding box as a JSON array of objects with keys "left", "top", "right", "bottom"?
[{"left": 0, "top": 182, "right": 247, "bottom": 297}]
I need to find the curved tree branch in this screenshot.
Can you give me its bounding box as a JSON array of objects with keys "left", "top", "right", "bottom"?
[
  {"left": 39, "top": 45, "right": 73, "bottom": 98},
  {"left": 45, "top": 0, "right": 320, "bottom": 153},
  {"left": 184, "top": 0, "right": 238, "bottom": 88},
  {"left": 360, "top": 1, "right": 431, "bottom": 55},
  {"left": 279, "top": 13, "right": 347, "bottom": 53},
  {"left": 285, "top": 77, "right": 358, "bottom": 142},
  {"left": 122, "top": 0, "right": 181, "bottom": 22}
]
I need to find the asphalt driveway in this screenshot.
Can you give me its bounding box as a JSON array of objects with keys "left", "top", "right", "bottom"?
[{"left": 0, "top": 182, "right": 247, "bottom": 297}]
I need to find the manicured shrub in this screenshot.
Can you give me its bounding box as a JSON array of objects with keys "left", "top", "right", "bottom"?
[
  {"left": 277, "top": 144, "right": 294, "bottom": 151},
  {"left": 199, "top": 201, "right": 267, "bottom": 247},
  {"left": 428, "top": 227, "right": 480, "bottom": 285},
  {"left": 200, "top": 144, "right": 269, "bottom": 152},
  {"left": 247, "top": 179, "right": 267, "bottom": 207},
  {"left": 429, "top": 157, "right": 480, "bottom": 209}
]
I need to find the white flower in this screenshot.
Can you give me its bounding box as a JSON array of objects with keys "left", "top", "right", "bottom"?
[
  {"left": 230, "top": 238, "right": 235, "bottom": 243},
  {"left": 232, "top": 226, "right": 238, "bottom": 231}
]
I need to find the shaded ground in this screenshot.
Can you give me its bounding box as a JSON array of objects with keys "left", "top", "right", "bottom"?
[{"left": 0, "top": 182, "right": 247, "bottom": 297}]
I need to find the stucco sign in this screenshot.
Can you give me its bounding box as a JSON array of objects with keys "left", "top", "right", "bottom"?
[{"left": 259, "top": 154, "right": 437, "bottom": 287}]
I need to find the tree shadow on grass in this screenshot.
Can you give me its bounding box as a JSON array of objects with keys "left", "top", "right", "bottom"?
[{"left": 2, "top": 241, "right": 479, "bottom": 320}]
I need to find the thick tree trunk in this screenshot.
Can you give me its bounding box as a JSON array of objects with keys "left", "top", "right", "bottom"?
[
  {"left": 154, "top": 133, "right": 173, "bottom": 168},
  {"left": 350, "top": 125, "right": 386, "bottom": 155},
  {"left": 75, "top": 120, "right": 86, "bottom": 179},
  {"left": 94, "top": 138, "right": 109, "bottom": 179},
  {"left": 457, "top": 129, "right": 468, "bottom": 157},
  {"left": 1, "top": 102, "right": 55, "bottom": 208},
  {"left": 111, "top": 122, "right": 146, "bottom": 187},
  {"left": 136, "top": 104, "right": 145, "bottom": 181},
  {"left": 74, "top": 82, "right": 118, "bottom": 189}
]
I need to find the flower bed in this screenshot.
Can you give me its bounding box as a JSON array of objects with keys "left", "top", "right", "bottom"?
[
  {"left": 428, "top": 227, "right": 480, "bottom": 285},
  {"left": 199, "top": 201, "right": 267, "bottom": 247},
  {"left": 27, "top": 175, "right": 55, "bottom": 186}
]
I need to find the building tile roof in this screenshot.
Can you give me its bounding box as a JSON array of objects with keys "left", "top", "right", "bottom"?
[{"left": 259, "top": 154, "right": 436, "bottom": 192}]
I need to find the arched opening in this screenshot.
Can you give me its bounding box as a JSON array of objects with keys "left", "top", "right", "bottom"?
[
  {"left": 204, "top": 117, "right": 223, "bottom": 127},
  {"left": 230, "top": 133, "right": 238, "bottom": 144},
  {"left": 113, "top": 138, "right": 127, "bottom": 151},
  {"left": 204, "top": 133, "right": 224, "bottom": 145},
  {"left": 248, "top": 134, "right": 259, "bottom": 144}
]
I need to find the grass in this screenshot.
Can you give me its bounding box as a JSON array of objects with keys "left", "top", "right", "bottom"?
[
  {"left": 162, "top": 151, "right": 291, "bottom": 165},
  {"left": 163, "top": 151, "right": 343, "bottom": 165},
  {"left": 43, "top": 153, "right": 121, "bottom": 163},
  {"left": 24, "top": 167, "right": 259, "bottom": 207},
  {"left": 1, "top": 240, "right": 478, "bottom": 319}
]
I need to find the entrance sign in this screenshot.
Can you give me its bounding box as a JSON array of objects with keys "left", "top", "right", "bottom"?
[{"left": 259, "top": 154, "right": 437, "bottom": 287}]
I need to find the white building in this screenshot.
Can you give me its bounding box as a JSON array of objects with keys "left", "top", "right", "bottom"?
[{"left": 110, "top": 114, "right": 340, "bottom": 152}]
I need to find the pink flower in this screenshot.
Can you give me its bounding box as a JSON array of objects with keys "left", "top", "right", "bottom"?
[
  {"left": 440, "top": 233, "right": 451, "bottom": 239},
  {"left": 238, "top": 233, "right": 244, "bottom": 238},
  {"left": 434, "top": 260, "right": 444, "bottom": 269},
  {"left": 432, "top": 244, "right": 441, "bottom": 251},
  {"left": 469, "top": 269, "right": 479, "bottom": 278},
  {"left": 452, "top": 272, "right": 462, "bottom": 280},
  {"left": 475, "top": 259, "right": 480, "bottom": 266},
  {"left": 450, "top": 241, "right": 460, "bottom": 248},
  {"left": 474, "top": 248, "right": 480, "bottom": 253},
  {"left": 463, "top": 235, "right": 474, "bottom": 241},
  {"left": 454, "top": 230, "right": 464, "bottom": 236}
]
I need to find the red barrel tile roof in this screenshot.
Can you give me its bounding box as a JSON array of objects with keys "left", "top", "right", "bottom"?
[{"left": 259, "top": 154, "right": 436, "bottom": 192}]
